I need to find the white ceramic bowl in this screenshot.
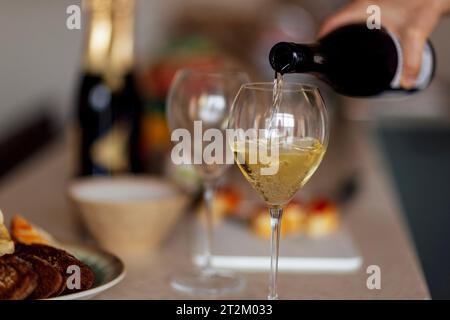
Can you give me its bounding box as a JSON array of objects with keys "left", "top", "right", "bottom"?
[{"left": 68, "top": 176, "right": 188, "bottom": 257}]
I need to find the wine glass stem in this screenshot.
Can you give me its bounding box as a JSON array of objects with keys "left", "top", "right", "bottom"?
[
  {"left": 203, "top": 183, "right": 215, "bottom": 273},
  {"left": 269, "top": 206, "right": 283, "bottom": 300}
]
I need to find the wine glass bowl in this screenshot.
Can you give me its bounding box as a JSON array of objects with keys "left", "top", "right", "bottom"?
[
  {"left": 228, "top": 82, "right": 327, "bottom": 147},
  {"left": 228, "top": 82, "right": 328, "bottom": 299},
  {"left": 168, "top": 69, "right": 249, "bottom": 181}
]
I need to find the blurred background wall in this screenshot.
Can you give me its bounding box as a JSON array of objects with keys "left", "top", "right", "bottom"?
[{"left": 0, "top": 0, "right": 270, "bottom": 138}]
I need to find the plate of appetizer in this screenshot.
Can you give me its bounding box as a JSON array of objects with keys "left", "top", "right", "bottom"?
[
  {"left": 193, "top": 186, "right": 362, "bottom": 272},
  {"left": 0, "top": 211, "right": 125, "bottom": 300}
]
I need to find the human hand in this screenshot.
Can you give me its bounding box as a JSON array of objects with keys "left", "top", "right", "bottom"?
[{"left": 318, "top": 0, "right": 450, "bottom": 88}]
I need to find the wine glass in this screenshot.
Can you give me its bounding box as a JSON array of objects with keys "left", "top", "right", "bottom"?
[
  {"left": 166, "top": 69, "right": 249, "bottom": 295},
  {"left": 228, "top": 82, "right": 328, "bottom": 299}
]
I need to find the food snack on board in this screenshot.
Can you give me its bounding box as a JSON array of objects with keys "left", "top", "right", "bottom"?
[
  {"left": 249, "top": 199, "right": 340, "bottom": 239},
  {"left": 306, "top": 199, "right": 340, "bottom": 238},
  {"left": 250, "top": 201, "right": 307, "bottom": 239},
  {"left": 0, "top": 212, "right": 95, "bottom": 300}
]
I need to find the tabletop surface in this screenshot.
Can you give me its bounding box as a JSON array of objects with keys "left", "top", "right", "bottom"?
[{"left": 0, "top": 121, "right": 430, "bottom": 299}]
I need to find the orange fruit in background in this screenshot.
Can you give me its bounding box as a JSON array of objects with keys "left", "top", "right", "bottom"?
[
  {"left": 141, "top": 113, "right": 171, "bottom": 150},
  {"left": 216, "top": 186, "right": 242, "bottom": 214}
]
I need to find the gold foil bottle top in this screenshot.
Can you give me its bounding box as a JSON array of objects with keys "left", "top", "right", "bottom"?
[
  {"left": 83, "top": 0, "right": 113, "bottom": 75},
  {"left": 82, "top": 0, "right": 136, "bottom": 90},
  {"left": 107, "top": 0, "right": 135, "bottom": 89}
]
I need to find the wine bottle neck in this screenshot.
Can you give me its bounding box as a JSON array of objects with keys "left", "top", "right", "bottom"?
[
  {"left": 83, "top": 0, "right": 136, "bottom": 88},
  {"left": 84, "top": 0, "right": 113, "bottom": 74},
  {"left": 269, "top": 42, "right": 324, "bottom": 74},
  {"left": 109, "top": 0, "right": 135, "bottom": 77}
]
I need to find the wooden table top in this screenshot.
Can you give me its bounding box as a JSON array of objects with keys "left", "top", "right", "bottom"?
[{"left": 0, "top": 121, "right": 429, "bottom": 299}]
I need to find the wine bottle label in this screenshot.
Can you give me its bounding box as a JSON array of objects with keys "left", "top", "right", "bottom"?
[
  {"left": 388, "top": 30, "right": 434, "bottom": 90},
  {"left": 415, "top": 44, "right": 434, "bottom": 89},
  {"left": 90, "top": 123, "right": 130, "bottom": 173}
]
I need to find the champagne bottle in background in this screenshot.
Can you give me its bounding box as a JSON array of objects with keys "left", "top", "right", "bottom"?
[
  {"left": 269, "top": 24, "right": 436, "bottom": 96},
  {"left": 76, "top": 0, "right": 142, "bottom": 176}
]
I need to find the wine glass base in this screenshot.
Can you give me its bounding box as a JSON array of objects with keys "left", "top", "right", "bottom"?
[{"left": 170, "top": 269, "right": 245, "bottom": 296}]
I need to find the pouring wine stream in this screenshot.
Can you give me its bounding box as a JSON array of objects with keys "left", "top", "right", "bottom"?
[{"left": 268, "top": 72, "right": 284, "bottom": 135}]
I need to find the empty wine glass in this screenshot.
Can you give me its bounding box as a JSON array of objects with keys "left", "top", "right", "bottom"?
[
  {"left": 228, "top": 82, "right": 329, "bottom": 299},
  {"left": 167, "top": 69, "right": 249, "bottom": 295}
]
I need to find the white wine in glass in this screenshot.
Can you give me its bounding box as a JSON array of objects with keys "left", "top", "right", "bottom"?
[
  {"left": 228, "top": 82, "right": 328, "bottom": 299},
  {"left": 232, "top": 138, "right": 325, "bottom": 206}
]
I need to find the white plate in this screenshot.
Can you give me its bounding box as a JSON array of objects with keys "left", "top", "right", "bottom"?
[{"left": 46, "top": 244, "right": 125, "bottom": 300}]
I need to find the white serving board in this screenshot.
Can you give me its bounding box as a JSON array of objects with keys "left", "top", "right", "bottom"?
[{"left": 193, "top": 220, "right": 362, "bottom": 273}]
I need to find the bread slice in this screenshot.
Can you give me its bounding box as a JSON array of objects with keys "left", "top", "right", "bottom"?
[
  {"left": 15, "top": 243, "right": 95, "bottom": 294},
  {"left": 19, "top": 254, "right": 64, "bottom": 299},
  {"left": 0, "top": 255, "right": 38, "bottom": 300}
]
